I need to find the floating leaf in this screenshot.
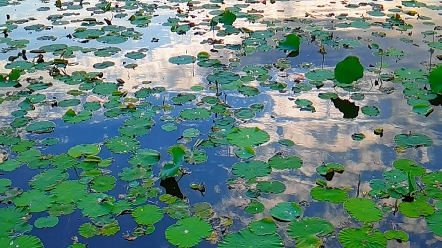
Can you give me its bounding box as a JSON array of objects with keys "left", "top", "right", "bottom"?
[
  {"left": 78, "top": 223, "right": 98, "bottom": 238},
  {"left": 68, "top": 144, "right": 100, "bottom": 158},
  {"left": 248, "top": 218, "right": 277, "bottom": 236},
  {"left": 132, "top": 205, "right": 163, "bottom": 225},
  {"left": 429, "top": 65, "right": 442, "bottom": 94},
  {"left": 392, "top": 159, "right": 425, "bottom": 177},
  {"left": 90, "top": 175, "right": 116, "bottom": 193},
  {"left": 256, "top": 181, "right": 286, "bottom": 194},
  {"left": 232, "top": 161, "right": 271, "bottom": 179},
  {"left": 165, "top": 217, "right": 212, "bottom": 247},
  {"left": 245, "top": 200, "right": 265, "bottom": 214},
  {"left": 26, "top": 121, "right": 56, "bottom": 133},
  {"left": 339, "top": 228, "right": 387, "bottom": 248},
  {"left": 288, "top": 218, "right": 334, "bottom": 247},
  {"left": 344, "top": 198, "right": 382, "bottom": 222},
  {"left": 219, "top": 229, "right": 284, "bottom": 248},
  {"left": 105, "top": 136, "right": 140, "bottom": 154},
  {"left": 334, "top": 56, "right": 364, "bottom": 84},
  {"left": 270, "top": 202, "right": 302, "bottom": 222},
  {"left": 384, "top": 230, "right": 409, "bottom": 242},
  {"left": 29, "top": 169, "right": 68, "bottom": 191},
  {"left": 268, "top": 155, "right": 302, "bottom": 170},
  {"left": 34, "top": 216, "right": 59, "bottom": 228},
  {"left": 361, "top": 106, "right": 380, "bottom": 116},
  {"left": 398, "top": 200, "right": 434, "bottom": 218},
  {"left": 394, "top": 133, "right": 433, "bottom": 148},
  {"left": 278, "top": 34, "right": 300, "bottom": 51},
  {"left": 310, "top": 187, "right": 348, "bottom": 203}
]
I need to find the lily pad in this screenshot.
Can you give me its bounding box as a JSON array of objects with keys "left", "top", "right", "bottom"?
[
  {"left": 248, "top": 218, "right": 277, "bottom": 236},
  {"left": 269, "top": 202, "right": 302, "bottom": 222},
  {"left": 339, "top": 227, "right": 387, "bottom": 248},
  {"left": 165, "top": 217, "right": 212, "bottom": 247},
  {"left": 132, "top": 205, "right": 163, "bottom": 225},
  {"left": 344, "top": 198, "right": 382, "bottom": 222},
  {"left": 310, "top": 187, "right": 348, "bottom": 203},
  {"left": 334, "top": 56, "right": 364, "bottom": 84},
  {"left": 227, "top": 127, "right": 270, "bottom": 147},
  {"left": 232, "top": 160, "right": 271, "bottom": 179},
  {"left": 219, "top": 229, "right": 284, "bottom": 248},
  {"left": 394, "top": 133, "right": 433, "bottom": 148}
]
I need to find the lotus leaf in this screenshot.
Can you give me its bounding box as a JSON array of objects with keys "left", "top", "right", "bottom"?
[
  {"left": 227, "top": 127, "right": 270, "bottom": 147},
  {"left": 165, "top": 217, "right": 212, "bottom": 247},
  {"left": 256, "top": 181, "right": 286, "bottom": 194},
  {"left": 268, "top": 154, "right": 303, "bottom": 170},
  {"left": 105, "top": 136, "right": 140, "bottom": 154},
  {"left": 1, "top": 235, "right": 44, "bottom": 248},
  {"left": 68, "top": 144, "right": 100, "bottom": 158},
  {"left": 398, "top": 200, "right": 434, "bottom": 218},
  {"left": 344, "top": 198, "right": 382, "bottom": 222},
  {"left": 128, "top": 148, "right": 160, "bottom": 167},
  {"left": 245, "top": 200, "right": 265, "bottom": 214},
  {"left": 180, "top": 107, "right": 211, "bottom": 120},
  {"left": 392, "top": 159, "right": 425, "bottom": 177},
  {"left": 278, "top": 34, "right": 300, "bottom": 51},
  {"left": 190, "top": 202, "right": 213, "bottom": 219},
  {"left": 394, "top": 133, "right": 433, "bottom": 148},
  {"left": 132, "top": 205, "right": 163, "bottom": 225},
  {"left": 288, "top": 218, "right": 334, "bottom": 246},
  {"left": 78, "top": 223, "right": 98, "bottom": 238},
  {"left": 26, "top": 121, "right": 56, "bottom": 133},
  {"left": 248, "top": 218, "right": 277, "bottom": 236},
  {"left": 34, "top": 216, "right": 59, "bottom": 228},
  {"left": 13, "top": 190, "right": 55, "bottom": 212},
  {"left": 429, "top": 65, "right": 442, "bottom": 94},
  {"left": 270, "top": 202, "right": 302, "bottom": 222},
  {"left": 219, "top": 229, "right": 284, "bottom": 248},
  {"left": 51, "top": 180, "right": 87, "bottom": 204},
  {"left": 384, "top": 230, "right": 409, "bottom": 242},
  {"left": 29, "top": 169, "right": 68, "bottom": 191},
  {"left": 339, "top": 227, "right": 387, "bottom": 248},
  {"left": 90, "top": 175, "right": 117, "bottom": 193},
  {"left": 334, "top": 56, "right": 364, "bottom": 84},
  {"left": 232, "top": 160, "right": 271, "bottom": 179},
  {"left": 311, "top": 187, "right": 348, "bottom": 203}
]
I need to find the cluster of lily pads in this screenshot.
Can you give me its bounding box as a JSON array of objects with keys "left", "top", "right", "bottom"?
[{"left": 0, "top": 0, "right": 442, "bottom": 248}]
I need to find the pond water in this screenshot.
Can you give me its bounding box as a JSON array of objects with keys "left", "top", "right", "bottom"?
[{"left": 0, "top": 0, "right": 442, "bottom": 247}]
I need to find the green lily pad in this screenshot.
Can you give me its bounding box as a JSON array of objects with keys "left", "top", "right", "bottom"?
[
  {"left": 1, "top": 235, "right": 44, "bottom": 248},
  {"left": 34, "top": 216, "right": 59, "bottom": 229},
  {"left": 132, "top": 205, "right": 163, "bottom": 225},
  {"left": 398, "top": 200, "right": 434, "bottom": 218},
  {"left": 68, "top": 144, "right": 100, "bottom": 158},
  {"left": 13, "top": 189, "right": 55, "bottom": 212},
  {"left": 392, "top": 159, "right": 425, "bottom": 177},
  {"left": 361, "top": 106, "right": 380, "bottom": 116},
  {"left": 165, "top": 217, "right": 212, "bottom": 247},
  {"left": 310, "top": 187, "right": 348, "bottom": 203},
  {"left": 429, "top": 65, "right": 442, "bottom": 94},
  {"left": 169, "top": 55, "right": 196, "bottom": 65},
  {"left": 245, "top": 200, "right": 265, "bottom": 214},
  {"left": 248, "top": 218, "right": 277, "bottom": 236},
  {"left": 180, "top": 108, "right": 211, "bottom": 120},
  {"left": 52, "top": 180, "right": 87, "bottom": 204},
  {"left": 26, "top": 121, "right": 56, "bottom": 133},
  {"left": 394, "top": 133, "right": 433, "bottom": 148},
  {"left": 426, "top": 211, "right": 442, "bottom": 236},
  {"left": 256, "top": 181, "right": 286, "bottom": 194},
  {"left": 339, "top": 227, "right": 387, "bottom": 248},
  {"left": 268, "top": 154, "right": 303, "bottom": 170},
  {"left": 334, "top": 56, "right": 364, "bottom": 84},
  {"left": 344, "top": 198, "right": 382, "bottom": 222},
  {"left": 105, "top": 136, "right": 140, "bottom": 154},
  {"left": 269, "top": 202, "right": 302, "bottom": 222},
  {"left": 90, "top": 175, "right": 116, "bottom": 193},
  {"left": 278, "top": 34, "right": 300, "bottom": 51},
  {"left": 232, "top": 160, "right": 271, "bottom": 179},
  {"left": 278, "top": 139, "right": 295, "bottom": 147},
  {"left": 29, "top": 169, "right": 69, "bottom": 191},
  {"left": 227, "top": 127, "right": 270, "bottom": 147},
  {"left": 384, "top": 230, "right": 409, "bottom": 242},
  {"left": 78, "top": 223, "right": 98, "bottom": 238},
  {"left": 219, "top": 229, "right": 283, "bottom": 248},
  {"left": 288, "top": 218, "right": 334, "bottom": 247}
]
